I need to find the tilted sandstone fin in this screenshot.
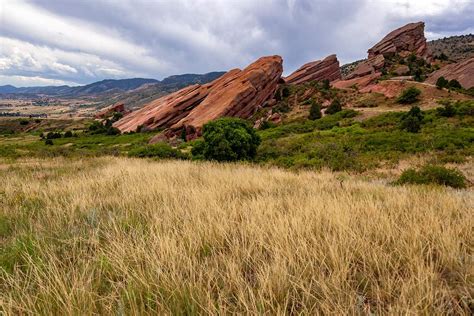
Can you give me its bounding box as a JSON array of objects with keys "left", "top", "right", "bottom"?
[{"left": 284, "top": 54, "right": 341, "bottom": 85}]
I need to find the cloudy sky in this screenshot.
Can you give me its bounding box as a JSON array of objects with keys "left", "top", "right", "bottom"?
[{"left": 1, "top": 0, "right": 473, "bottom": 87}]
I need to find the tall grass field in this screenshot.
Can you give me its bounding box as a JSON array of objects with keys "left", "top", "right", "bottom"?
[{"left": 0, "top": 157, "right": 472, "bottom": 314}]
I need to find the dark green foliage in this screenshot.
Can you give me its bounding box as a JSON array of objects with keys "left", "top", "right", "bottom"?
[
  {"left": 397, "top": 87, "right": 421, "bottom": 104},
  {"left": 400, "top": 106, "right": 424, "bottom": 133},
  {"left": 46, "top": 132, "right": 62, "bottom": 139},
  {"left": 19, "top": 120, "right": 29, "bottom": 125},
  {"left": 88, "top": 120, "right": 120, "bottom": 135},
  {"left": 322, "top": 79, "right": 330, "bottom": 90},
  {"left": 308, "top": 101, "right": 322, "bottom": 120},
  {"left": 180, "top": 128, "right": 187, "bottom": 142},
  {"left": 436, "top": 76, "right": 449, "bottom": 89},
  {"left": 437, "top": 103, "right": 457, "bottom": 117},
  {"left": 448, "top": 79, "right": 462, "bottom": 89},
  {"left": 196, "top": 118, "right": 261, "bottom": 162},
  {"left": 325, "top": 99, "right": 342, "bottom": 115},
  {"left": 281, "top": 86, "right": 290, "bottom": 98},
  {"left": 63, "top": 130, "right": 73, "bottom": 138},
  {"left": 395, "top": 165, "right": 467, "bottom": 188},
  {"left": 273, "top": 101, "right": 290, "bottom": 113},
  {"left": 435, "top": 53, "right": 449, "bottom": 61},
  {"left": 45, "top": 139, "right": 53, "bottom": 145},
  {"left": 259, "top": 121, "right": 277, "bottom": 130},
  {"left": 128, "top": 142, "right": 184, "bottom": 159},
  {"left": 112, "top": 112, "right": 123, "bottom": 122}
]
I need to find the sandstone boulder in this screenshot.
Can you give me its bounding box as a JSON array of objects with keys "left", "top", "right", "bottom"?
[
  {"left": 368, "top": 22, "right": 431, "bottom": 59},
  {"left": 426, "top": 57, "right": 474, "bottom": 89},
  {"left": 332, "top": 73, "right": 382, "bottom": 89},
  {"left": 284, "top": 55, "right": 341, "bottom": 85},
  {"left": 346, "top": 55, "right": 385, "bottom": 80},
  {"left": 114, "top": 56, "right": 283, "bottom": 138}
]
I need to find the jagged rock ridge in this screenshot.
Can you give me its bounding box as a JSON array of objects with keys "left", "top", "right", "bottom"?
[
  {"left": 284, "top": 55, "right": 341, "bottom": 85},
  {"left": 113, "top": 56, "right": 283, "bottom": 139}
]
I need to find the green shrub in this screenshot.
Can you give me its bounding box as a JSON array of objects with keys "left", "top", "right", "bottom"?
[
  {"left": 19, "top": 120, "right": 29, "bottom": 125},
  {"left": 395, "top": 165, "right": 467, "bottom": 188},
  {"left": 400, "top": 106, "right": 424, "bottom": 133},
  {"left": 436, "top": 103, "right": 457, "bottom": 117},
  {"left": 46, "top": 132, "right": 62, "bottom": 139},
  {"left": 397, "top": 87, "right": 421, "bottom": 104},
  {"left": 259, "top": 121, "right": 277, "bottom": 130},
  {"left": 325, "top": 99, "right": 342, "bottom": 115},
  {"left": 128, "top": 142, "right": 184, "bottom": 159},
  {"left": 64, "top": 130, "right": 73, "bottom": 138},
  {"left": 322, "top": 79, "right": 330, "bottom": 90},
  {"left": 436, "top": 76, "right": 449, "bottom": 89},
  {"left": 45, "top": 139, "right": 54, "bottom": 146},
  {"left": 448, "top": 79, "right": 462, "bottom": 89},
  {"left": 308, "top": 101, "right": 322, "bottom": 120},
  {"left": 197, "top": 117, "right": 261, "bottom": 162}
]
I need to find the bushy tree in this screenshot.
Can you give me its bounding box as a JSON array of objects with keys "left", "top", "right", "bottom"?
[
  {"left": 325, "top": 99, "right": 342, "bottom": 115},
  {"left": 436, "top": 76, "right": 449, "bottom": 89},
  {"left": 308, "top": 100, "right": 322, "bottom": 120},
  {"left": 194, "top": 118, "right": 261, "bottom": 162},
  {"left": 448, "top": 79, "right": 462, "bottom": 89},
  {"left": 64, "top": 130, "right": 73, "bottom": 138},
  {"left": 322, "top": 79, "right": 330, "bottom": 90},
  {"left": 437, "top": 103, "right": 457, "bottom": 117},
  {"left": 397, "top": 87, "right": 421, "bottom": 104},
  {"left": 400, "top": 106, "right": 424, "bottom": 133}
]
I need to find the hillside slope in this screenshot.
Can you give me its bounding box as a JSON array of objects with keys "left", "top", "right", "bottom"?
[{"left": 428, "top": 34, "right": 474, "bottom": 61}]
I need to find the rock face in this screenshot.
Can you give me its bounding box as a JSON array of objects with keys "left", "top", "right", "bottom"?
[
  {"left": 346, "top": 55, "right": 385, "bottom": 80},
  {"left": 426, "top": 57, "right": 474, "bottom": 89},
  {"left": 332, "top": 72, "right": 382, "bottom": 89},
  {"left": 368, "top": 22, "right": 431, "bottom": 59},
  {"left": 284, "top": 55, "right": 341, "bottom": 84},
  {"left": 338, "top": 22, "right": 431, "bottom": 88},
  {"left": 95, "top": 103, "right": 128, "bottom": 119},
  {"left": 114, "top": 56, "right": 283, "bottom": 138}
]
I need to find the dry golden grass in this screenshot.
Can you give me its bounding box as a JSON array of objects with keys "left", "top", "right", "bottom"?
[{"left": 0, "top": 157, "right": 473, "bottom": 314}]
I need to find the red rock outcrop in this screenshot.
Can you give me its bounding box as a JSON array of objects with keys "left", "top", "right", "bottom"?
[
  {"left": 426, "top": 57, "right": 474, "bottom": 89},
  {"left": 340, "top": 22, "right": 431, "bottom": 87},
  {"left": 284, "top": 54, "right": 341, "bottom": 84},
  {"left": 368, "top": 22, "right": 431, "bottom": 59},
  {"left": 332, "top": 72, "right": 382, "bottom": 89},
  {"left": 114, "top": 56, "right": 283, "bottom": 138},
  {"left": 95, "top": 103, "right": 128, "bottom": 119},
  {"left": 345, "top": 55, "right": 385, "bottom": 80}
]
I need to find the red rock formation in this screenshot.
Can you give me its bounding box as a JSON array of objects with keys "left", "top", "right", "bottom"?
[
  {"left": 368, "top": 22, "right": 431, "bottom": 59},
  {"left": 346, "top": 55, "right": 385, "bottom": 79},
  {"left": 342, "top": 22, "right": 431, "bottom": 86},
  {"left": 284, "top": 54, "right": 341, "bottom": 84},
  {"left": 114, "top": 56, "right": 283, "bottom": 138},
  {"left": 332, "top": 73, "right": 382, "bottom": 89},
  {"left": 426, "top": 57, "right": 474, "bottom": 89},
  {"left": 95, "top": 103, "right": 128, "bottom": 119}
]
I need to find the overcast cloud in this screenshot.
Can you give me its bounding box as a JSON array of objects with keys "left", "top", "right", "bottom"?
[{"left": 0, "top": 0, "right": 473, "bottom": 86}]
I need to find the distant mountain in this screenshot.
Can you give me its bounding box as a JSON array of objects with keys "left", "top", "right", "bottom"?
[
  {"left": 0, "top": 78, "right": 158, "bottom": 97},
  {"left": 96, "top": 72, "right": 226, "bottom": 110},
  {"left": 428, "top": 34, "right": 474, "bottom": 61},
  {"left": 0, "top": 73, "right": 225, "bottom": 99}
]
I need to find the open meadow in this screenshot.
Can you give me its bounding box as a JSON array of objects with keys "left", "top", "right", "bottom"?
[{"left": 1, "top": 157, "right": 472, "bottom": 314}]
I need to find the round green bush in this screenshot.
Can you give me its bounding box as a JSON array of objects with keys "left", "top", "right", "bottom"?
[
  {"left": 325, "top": 99, "right": 342, "bottom": 115},
  {"left": 196, "top": 117, "right": 261, "bottom": 162},
  {"left": 397, "top": 87, "right": 421, "bottom": 104},
  {"left": 308, "top": 100, "right": 322, "bottom": 120},
  {"left": 395, "top": 165, "right": 467, "bottom": 189}
]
